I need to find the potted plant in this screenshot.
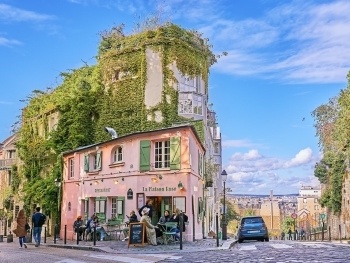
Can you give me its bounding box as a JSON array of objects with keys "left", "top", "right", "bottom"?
[{"left": 205, "top": 179, "right": 214, "bottom": 187}]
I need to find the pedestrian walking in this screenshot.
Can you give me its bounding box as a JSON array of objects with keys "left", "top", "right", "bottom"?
[
  {"left": 32, "top": 207, "right": 46, "bottom": 247},
  {"left": 13, "top": 209, "right": 28, "bottom": 249},
  {"left": 288, "top": 228, "right": 292, "bottom": 240},
  {"left": 281, "top": 231, "right": 285, "bottom": 240}
]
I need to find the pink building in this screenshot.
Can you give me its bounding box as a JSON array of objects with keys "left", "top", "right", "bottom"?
[{"left": 61, "top": 125, "right": 205, "bottom": 241}]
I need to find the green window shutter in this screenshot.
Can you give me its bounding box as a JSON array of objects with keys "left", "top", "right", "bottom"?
[
  {"left": 84, "top": 154, "right": 89, "bottom": 172},
  {"left": 96, "top": 151, "right": 102, "bottom": 171},
  {"left": 140, "top": 140, "right": 151, "bottom": 172},
  {"left": 170, "top": 137, "right": 181, "bottom": 170}
]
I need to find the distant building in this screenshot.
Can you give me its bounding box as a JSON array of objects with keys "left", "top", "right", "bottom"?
[{"left": 297, "top": 185, "right": 326, "bottom": 230}]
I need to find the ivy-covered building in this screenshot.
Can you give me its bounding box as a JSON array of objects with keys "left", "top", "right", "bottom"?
[{"left": 1, "top": 23, "right": 223, "bottom": 239}]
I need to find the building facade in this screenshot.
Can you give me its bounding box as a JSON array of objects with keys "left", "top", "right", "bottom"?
[{"left": 61, "top": 125, "right": 205, "bottom": 241}]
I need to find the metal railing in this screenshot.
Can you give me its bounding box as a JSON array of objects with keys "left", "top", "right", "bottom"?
[{"left": 0, "top": 159, "right": 16, "bottom": 168}]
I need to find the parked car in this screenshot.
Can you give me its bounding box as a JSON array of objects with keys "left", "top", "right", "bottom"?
[{"left": 237, "top": 216, "right": 269, "bottom": 243}]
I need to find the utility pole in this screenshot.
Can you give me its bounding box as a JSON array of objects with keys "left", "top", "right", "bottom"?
[{"left": 270, "top": 190, "right": 273, "bottom": 231}]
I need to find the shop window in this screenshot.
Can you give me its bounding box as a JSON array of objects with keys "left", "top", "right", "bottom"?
[
  {"left": 113, "top": 146, "right": 123, "bottom": 163},
  {"left": 155, "top": 140, "right": 170, "bottom": 169},
  {"left": 69, "top": 158, "right": 74, "bottom": 178}
]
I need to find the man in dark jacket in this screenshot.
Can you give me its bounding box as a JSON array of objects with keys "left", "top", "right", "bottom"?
[{"left": 32, "top": 207, "right": 46, "bottom": 247}]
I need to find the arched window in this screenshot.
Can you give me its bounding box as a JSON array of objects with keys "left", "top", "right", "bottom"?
[{"left": 113, "top": 146, "right": 123, "bottom": 163}]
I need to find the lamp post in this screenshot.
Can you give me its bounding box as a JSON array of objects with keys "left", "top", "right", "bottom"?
[
  {"left": 293, "top": 203, "right": 296, "bottom": 240},
  {"left": 221, "top": 170, "right": 228, "bottom": 240},
  {"left": 54, "top": 178, "right": 61, "bottom": 243}
]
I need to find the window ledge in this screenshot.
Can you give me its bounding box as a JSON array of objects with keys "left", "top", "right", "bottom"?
[
  {"left": 87, "top": 171, "right": 99, "bottom": 176},
  {"left": 152, "top": 168, "right": 171, "bottom": 171},
  {"left": 109, "top": 162, "right": 125, "bottom": 168}
]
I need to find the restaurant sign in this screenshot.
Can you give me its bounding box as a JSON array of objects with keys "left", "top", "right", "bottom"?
[
  {"left": 95, "top": 188, "right": 111, "bottom": 193},
  {"left": 142, "top": 186, "right": 176, "bottom": 192}
]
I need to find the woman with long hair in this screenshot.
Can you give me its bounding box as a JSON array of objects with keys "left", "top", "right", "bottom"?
[{"left": 13, "top": 209, "right": 28, "bottom": 248}]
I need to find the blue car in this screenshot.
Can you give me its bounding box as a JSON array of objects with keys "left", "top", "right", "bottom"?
[{"left": 237, "top": 216, "right": 269, "bottom": 243}]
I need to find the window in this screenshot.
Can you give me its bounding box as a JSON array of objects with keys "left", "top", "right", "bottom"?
[
  {"left": 93, "top": 154, "right": 98, "bottom": 170},
  {"left": 68, "top": 202, "right": 71, "bottom": 211},
  {"left": 15, "top": 205, "right": 19, "bottom": 217},
  {"left": 113, "top": 147, "right": 123, "bottom": 163},
  {"left": 94, "top": 199, "right": 106, "bottom": 213},
  {"left": 193, "top": 95, "right": 202, "bottom": 115},
  {"left": 7, "top": 150, "right": 16, "bottom": 159},
  {"left": 214, "top": 142, "right": 219, "bottom": 153},
  {"left": 314, "top": 198, "right": 318, "bottom": 203},
  {"left": 69, "top": 158, "right": 74, "bottom": 178},
  {"left": 303, "top": 198, "right": 307, "bottom": 203},
  {"left": 8, "top": 170, "right": 11, "bottom": 186},
  {"left": 111, "top": 198, "right": 117, "bottom": 218},
  {"left": 315, "top": 205, "right": 319, "bottom": 210},
  {"left": 155, "top": 140, "right": 170, "bottom": 169},
  {"left": 86, "top": 151, "right": 102, "bottom": 172},
  {"left": 173, "top": 197, "right": 186, "bottom": 213}
]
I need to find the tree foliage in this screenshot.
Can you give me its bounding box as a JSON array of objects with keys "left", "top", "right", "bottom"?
[{"left": 312, "top": 72, "right": 350, "bottom": 214}]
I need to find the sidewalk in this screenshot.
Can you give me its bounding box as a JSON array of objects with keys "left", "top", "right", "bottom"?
[{"left": 25, "top": 236, "right": 236, "bottom": 254}]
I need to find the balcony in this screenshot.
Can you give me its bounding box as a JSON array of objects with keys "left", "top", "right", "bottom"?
[
  {"left": 178, "top": 82, "right": 198, "bottom": 93},
  {"left": 0, "top": 159, "right": 16, "bottom": 170}
]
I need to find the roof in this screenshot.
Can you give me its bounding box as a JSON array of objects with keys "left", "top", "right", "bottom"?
[{"left": 63, "top": 124, "right": 205, "bottom": 156}]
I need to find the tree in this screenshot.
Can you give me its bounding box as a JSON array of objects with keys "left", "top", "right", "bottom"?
[
  {"left": 243, "top": 209, "right": 255, "bottom": 216},
  {"left": 220, "top": 198, "right": 240, "bottom": 224},
  {"left": 281, "top": 216, "right": 295, "bottom": 233}
]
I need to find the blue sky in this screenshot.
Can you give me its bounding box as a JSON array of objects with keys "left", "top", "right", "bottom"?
[{"left": 1, "top": 0, "right": 349, "bottom": 195}]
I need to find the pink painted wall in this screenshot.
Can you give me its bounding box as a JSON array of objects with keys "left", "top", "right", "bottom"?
[{"left": 60, "top": 126, "right": 205, "bottom": 241}]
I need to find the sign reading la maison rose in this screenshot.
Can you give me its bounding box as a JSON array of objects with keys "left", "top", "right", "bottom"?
[{"left": 142, "top": 186, "right": 177, "bottom": 192}]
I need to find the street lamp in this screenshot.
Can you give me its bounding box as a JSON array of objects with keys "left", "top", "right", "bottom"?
[
  {"left": 221, "top": 170, "right": 228, "bottom": 240},
  {"left": 292, "top": 203, "right": 296, "bottom": 240},
  {"left": 54, "top": 178, "right": 61, "bottom": 244}
]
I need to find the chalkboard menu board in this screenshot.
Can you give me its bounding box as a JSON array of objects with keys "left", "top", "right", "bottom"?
[{"left": 128, "top": 222, "right": 145, "bottom": 248}]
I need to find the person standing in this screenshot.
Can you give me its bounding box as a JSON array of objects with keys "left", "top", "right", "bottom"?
[
  {"left": 288, "top": 228, "right": 292, "bottom": 240},
  {"left": 138, "top": 199, "right": 153, "bottom": 219},
  {"left": 13, "top": 209, "right": 28, "bottom": 249},
  {"left": 32, "top": 207, "right": 46, "bottom": 247}
]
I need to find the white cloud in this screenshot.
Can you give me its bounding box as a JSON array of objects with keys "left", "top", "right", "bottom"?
[
  {"left": 202, "top": 0, "right": 350, "bottom": 84},
  {"left": 284, "top": 148, "right": 313, "bottom": 168},
  {"left": 222, "top": 139, "right": 261, "bottom": 148},
  {"left": 0, "top": 4, "right": 54, "bottom": 22},
  {"left": 0, "top": 37, "right": 22, "bottom": 47},
  {"left": 230, "top": 150, "right": 263, "bottom": 161}
]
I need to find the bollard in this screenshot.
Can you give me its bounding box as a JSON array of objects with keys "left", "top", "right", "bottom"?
[
  {"left": 64, "top": 225, "right": 67, "bottom": 244},
  {"left": 314, "top": 229, "right": 316, "bottom": 241},
  {"left": 216, "top": 213, "right": 219, "bottom": 247},
  {"left": 77, "top": 231, "right": 79, "bottom": 245},
  {"left": 54, "top": 224, "right": 57, "bottom": 244},
  {"left": 329, "top": 226, "right": 331, "bottom": 241},
  {"left": 321, "top": 222, "right": 324, "bottom": 241},
  {"left": 179, "top": 211, "right": 183, "bottom": 250},
  {"left": 44, "top": 227, "right": 47, "bottom": 243},
  {"left": 93, "top": 225, "right": 96, "bottom": 246},
  {"left": 339, "top": 224, "right": 342, "bottom": 243}
]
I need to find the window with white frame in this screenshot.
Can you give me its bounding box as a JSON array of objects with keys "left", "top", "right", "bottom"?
[
  {"left": 193, "top": 95, "right": 203, "bottom": 115},
  {"left": 111, "top": 198, "right": 117, "bottom": 218},
  {"left": 155, "top": 140, "right": 170, "bottom": 169},
  {"left": 94, "top": 199, "right": 106, "bottom": 213},
  {"left": 214, "top": 142, "right": 219, "bottom": 153},
  {"left": 69, "top": 158, "right": 74, "bottom": 178},
  {"left": 113, "top": 146, "right": 123, "bottom": 163}
]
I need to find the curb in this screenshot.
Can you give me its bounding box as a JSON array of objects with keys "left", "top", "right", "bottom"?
[{"left": 25, "top": 239, "right": 237, "bottom": 254}]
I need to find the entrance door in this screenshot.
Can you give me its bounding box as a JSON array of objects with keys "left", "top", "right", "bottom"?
[{"left": 148, "top": 197, "right": 161, "bottom": 225}]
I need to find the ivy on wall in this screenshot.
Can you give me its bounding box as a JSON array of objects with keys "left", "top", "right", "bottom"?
[{"left": 14, "top": 23, "right": 217, "bottom": 217}]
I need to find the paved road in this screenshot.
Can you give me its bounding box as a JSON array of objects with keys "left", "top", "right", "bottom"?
[
  {"left": 1, "top": 240, "right": 350, "bottom": 262},
  {"left": 159, "top": 240, "right": 350, "bottom": 263}
]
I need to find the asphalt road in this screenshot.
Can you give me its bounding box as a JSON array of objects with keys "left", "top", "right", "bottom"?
[{"left": 1, "top": 240, "right": 350, "bottom": 263}]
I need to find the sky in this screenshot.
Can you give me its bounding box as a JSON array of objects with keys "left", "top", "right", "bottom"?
[{"left": 1, "top": 0, "right": 350, "bottom": 195}]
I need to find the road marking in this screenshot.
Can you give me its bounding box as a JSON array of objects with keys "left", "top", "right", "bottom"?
[
  {"left": 55, "top": 260, "right": 86, "bottom": 263},
  {"left": 86, "top": 254, "right": 154, "bottom": 263},
  {"left": 301, "top": 242, "right": 332, "bottom": 248},
  {"left": 238, "top": 245, "right": 257, "bottom": 250},
  {"left": 269, "top": 243, "right": 293, "bottom": 249}
]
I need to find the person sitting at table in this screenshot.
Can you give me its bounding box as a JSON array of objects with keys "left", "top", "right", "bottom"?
[
  {"left": 169, "top": 209, "right": 188, "bottom": 240},
  {"left": 122, "top": 210, "right": 138, "bottom": 241},
  {"left": 85, "top": 214, "right": 95, "bottom": 241},
  {"left": 140, "top": 207, "right": 160, "bottom": 246},
  {"left": 73, "top": 215, "right": 84, "bottom": 241},
  {"left": 90, "top": 216, "right": 107, "bottom": 241},
  {"left": 158, "top": 210, "right": 171, "bottom": 224}
]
